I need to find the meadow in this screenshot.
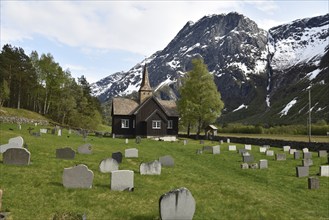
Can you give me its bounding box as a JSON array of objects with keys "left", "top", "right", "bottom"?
[{"left": 0, "top": 123, "right": 329, "bottom": 220}]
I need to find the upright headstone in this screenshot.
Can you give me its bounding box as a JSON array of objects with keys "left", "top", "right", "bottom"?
[
  {"left": 294, "top": 151, "right": 300, "bottom": 159},
  {"left": 296, "top": 166, "right": 309, "bottom": 177},
  {"left": 303, "top": 152, "right": 312, "bottom": 159},
  {"left": 112, "top": 133, "right": 115, "bottom": 139},
  {"left": 263, "top": 145, "right": 270, "bottom": 150},
  {"left": 259, "top": 159, "right": 268, "bottom": 169},
  {"left": 125, "top": 148, "right": 138, "bottom": 158},
  {"left": 183, "top": 140, "right": 187, "bottom": 145},
  {"left": 0, "top": 143, "right": 22, "bottom": 153},
  {"left": 227, "top": 138, "right": 230, "bottom": 143},
  {"left": 238, "top": 149, "right": 248, "bottom": 155},
  {"left": 319, "top": 165, "right": 329, "bottom": 177},
  {"left": 228, "top": 145, "right": 236, "bottom": 151},
  {"left": 220, "top": 140, "right": 224, "bottom": 144},
  {"left": 302, "top": 158, "right": 313, "bottom": 166},
  {"left": 40, "top": 128, "right": 48, "bottom": 134},
  {"left": 159, "top": 187, "right": 195, "bottom": 220},
  {"left": 276, "top": 153, "right": 286, "bottom": 161},
  {"left": 68, "top": 129, "right": 72, "bottom": 134},
  {"left": 56, "top": 147, "right": 75, "bottom": 159},
  {"left": 196, "top": 149, "right": 203, "bottom": 154},
  {"left": 249, "top": 163, "right": 258, "bottom": 169},
  {"left": 140, "top": 160, "right": 161, "bottom": 175},
  {"left": 77, "top": 143, "right": 92, "bottom": 154},
  {"left": 245, "top": 145, "right": 252, "bottom": 150},
  {"left": 289, "top": 149, "right": 297, "bottom": 155},
  {"left": 266, "top": 150, "right": 274, "bottom": 156},
  {"left": 243, "top": 155, "right": 254, "bottom": 163},
  {"left": 318, "top": 150, "right": 328, "bottom": 158},
  {"left": 112, "top": 152, "right": 123, "bottom": 164},
  {"left": 8, "top": 136, "right": 24, "bottom": 147},
  {"left": 62, "top": 164, "right": 94, "bottom": 188},
  {"left": 18, "top": 123, "right": 21, "bottom": 130},
  {"left": 135, "top": 136, "right": 141, "bottom": 144},
  {"left": 58, "top": 129, "right": 62, "bottom": 136},
  {"left": 202, "top": 146, "right": 213, "bottom": 152},
  {"left": 259, "top": 147, "right": 267, "bottom": 153},
  {"left": 159, "top": 155, "right": 174, "bottom": 167},
  {"left": 99, "top": 158, "right": 119, "bottom": 173},
  {"left": 302, "top": 148, "right": 309, "bottom": 153},
  {"left": 308, "top": 177, "right": 319, "bottom": 189},
  {"left": 3, "top": 148, "right": 30, "bottom": 165},
  {"left": 200, "top": 140, "right": 204, "bottom": 145},
  {"left": 111, "top": 170, "right": 134, "bottom": 191},
  {"left": 125, "top": 138, "right": 129, "bottom": 144},
  {"left": 241, "top": 163, "right": 249, "bottom": 169},
  {"left": 283, "top": 146, "right": 290, "bottom": 152},
  {"left": 212, "top": 145, "right": 220, "bottom": 154}
]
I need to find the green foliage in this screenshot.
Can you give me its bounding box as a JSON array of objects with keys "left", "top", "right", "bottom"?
[{"left": 178, "top": 58, "right": 224, "bottom": 135}]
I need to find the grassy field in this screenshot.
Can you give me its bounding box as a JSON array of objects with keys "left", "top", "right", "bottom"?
[{"left": 0, "top": 123, "right": 329, "bottom": 220}]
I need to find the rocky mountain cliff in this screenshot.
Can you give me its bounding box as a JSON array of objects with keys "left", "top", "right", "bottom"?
[{"left": 92, "top": 12, "right": 329, "bottom": 125}]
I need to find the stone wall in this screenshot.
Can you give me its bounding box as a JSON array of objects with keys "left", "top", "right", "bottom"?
[{"left": 0, "top": 116, "right": 49, "bottom": 126}]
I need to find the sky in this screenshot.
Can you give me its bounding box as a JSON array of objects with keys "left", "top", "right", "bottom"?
[{"left": 1, "top": 1, "right": 328, "bottom": 83}]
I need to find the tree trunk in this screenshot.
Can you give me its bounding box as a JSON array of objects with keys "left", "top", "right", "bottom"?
[{"left": 187, "top": 122, "right": 191, "bottom": 137}]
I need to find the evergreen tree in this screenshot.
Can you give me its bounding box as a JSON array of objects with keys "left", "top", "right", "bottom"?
[{"left": 178, "top": 58, "right": 224, "bottom": 137}]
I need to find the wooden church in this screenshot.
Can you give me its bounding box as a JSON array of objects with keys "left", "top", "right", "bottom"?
[{"left": 111, "top": 65, "right": 179, "bottom": 140}]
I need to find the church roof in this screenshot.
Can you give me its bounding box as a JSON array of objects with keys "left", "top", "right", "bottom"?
[
  {"left": 139, "top": 64, "right": 152, "bottom": 92},
  {"left": 157, "top": 99, "right": 179, "bottom": 117},
  {"left": 112, "top": 98, "right": 139, "bottom": 115}
]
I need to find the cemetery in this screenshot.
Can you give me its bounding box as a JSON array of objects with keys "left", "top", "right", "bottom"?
[{"left": 0, "top": 123, "right": 329, "bottom": 219}]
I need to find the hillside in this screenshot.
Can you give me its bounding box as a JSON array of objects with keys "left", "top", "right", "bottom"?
[{"left": 0, "top": 107, "right": 50, "bottom": 124}]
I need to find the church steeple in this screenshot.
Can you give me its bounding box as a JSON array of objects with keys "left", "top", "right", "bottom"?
[{"left": 139, "top": 64, "right": 153, "bottom": 103}]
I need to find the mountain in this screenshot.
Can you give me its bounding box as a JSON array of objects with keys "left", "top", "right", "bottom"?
[{"left": 92, "top": 12, "right": 329, "bottom": 125}]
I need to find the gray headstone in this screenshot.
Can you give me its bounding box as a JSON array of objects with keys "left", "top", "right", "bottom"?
[
  {"left": 228, "top": 145, "right": 236, "bottom": 151},
  {"left": 302, "top": 158, "right": 313, "bottom": 166},
  {"left": 245, "top": 145, "right": 252, "bottom": 150},
  {"left": 56, "top": 147, "right": 75, "bottom": 159},
  {"left": 40, "top": 128, "right": 47, "bottom": 134},
  {"left": 125, "top": 138, "right": 129, "bottom": 144},
  {"left": 263, "top": 145, "right": 270, "bottom": 150},
  {"left": 238, "top": 149, "right": 248, "bottom": 155},
  {"left": 283, "top": 145, "right": 290, "bottom": 152},
  {"left": 77, "top": 143, "right": 92, "bottom": 154},
  {"left": 112, "top": 152, "right": 123, "bottom": 164},
  {"left": 202, "top": 146, "right": 212, "bottom": 152},
  {"left": 289, "top": 149, "right": 297, "bottom": 155},
  {"left": 241, "top": 163, "right": 249, "bottom": 169},
  {"left": 276, "top": 153, "right": 286, "bottom": 161},
  {"left": 58, "top": 129, "right": 62, "bottom": 136},
  {"left": 3, "top": 148, "right": 30, "bottom": 165},
  {"left": 111, "top": 170, "right": 134, "bottom": 191},
  {"left": 135, "top": 136, "right": 141, "bottom": 144},
  {"left": 320, "top": 165, "right": 329, "bottom": 177},
  {"left": 259, "top": 159, "right": 268, "bottom": 169},
  {"left": 220, "top": 140, "right": 224, "bottom": 144},
  {"left": 294, "top": 151, "right": 300, "bottom": 159},
  {"left": 227, "top": 138, "right": 230, "bottom": 143},
  {"left": 266, "top": 150, "right": 274, "bottom": 156},
  {"left": 159, "top": 155, "right": 174, "bottom": 167},
  {"left": 0, "top": 143, "right": 22, "bottom": 153},
  {"left": 318, "top": 150, "right": 328, "bottom": 158},
  {"left": 308, "top": 177, "right": 319, "bottom": 189},
  {"left": 212, "top": 145, "right": 220, "bottom": 154},
  {"left": 249, "top": 163, "right": 258, "bottom": 169},
  {"left": 259, "top": 147, "right": 267, "bottom": 153},
  {"left": 196, "top": 149, "right": 203, "bottom": 154},
  {"left": 8, "top": 136, "right": 24, "bottom": 147},
  {"left": 62, "top": 164, "right": 94, "bottom": 188},
  {"left": 243, "top": 155, "right": 254, "bottom": 163},
  {"left": 140, "top": 160, "right": 161, "bottom": 175},
  {"left": 125, "top": 148, "right": 138, "bottom": 158},
  {"left": 99, "top": 158, "right": 119, "bottom": 173},
  {"left": 183, "top": 140, "right": 187, "bottom": 145},
  {"left": 296, "top": 166, "right": 309, "bottom": 177},
  {"left": 200, "top": 140, "right": 204, "bottom": 144},
  {"left": 302, "top": 148, "right": 309, "bottom": 153},
  {"left": 159, "top": 187, "right": 195, "bottom": 220},
  {"left": 303, "top": 152, "right": 312, "bottom": 159}
]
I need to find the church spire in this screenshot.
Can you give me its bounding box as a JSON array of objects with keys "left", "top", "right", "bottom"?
[{"left": 139, "top": 64, "right": 153, "bottom": 103}]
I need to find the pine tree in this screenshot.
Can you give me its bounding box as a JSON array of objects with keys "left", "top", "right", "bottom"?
[{"left": 178, "top": 58, "right": 224, "bottom": 137}]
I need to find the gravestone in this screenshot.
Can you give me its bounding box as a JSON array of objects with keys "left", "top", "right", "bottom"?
[
  {"left": 263, "top": 145, "right": 270, "bottom": 150},
  {"left": 294, "top": 151, "right": 300, "bottom": 159},
  {"left": 99, "top": 158, "right": 119, "bottom": 173},
  {"left": 58, "top": 129, "right": 62, "bottom": 136},
  {"left": 196, "top": 149, "right": 203, "bottom": 154},
  {"left": 289, "top": 149, "right": 297, "bottom": 155},
  {"left": 0, "top": 143, "right": 22, "bottom": 153},
  {"left": 276, "top": 153, "right": 286, "bottom": 161},
  {"left": 40, "top": 128, "right": 47, "bottom": 134},
  {"left": 111, "top": 170, "right": 134, "bottom": 191},
  {"left": 259, "top": 159, "right": 268, "bottom": 169},
  {"left": 159, "top": 187, "right": 195, "bottom": 220},
  {"left": 9, "top": 136, "right": 24, "bottom": 147},
  {"left": 318, "top": 150, "right": 328, "bottom": 158},
  {"left": 227, "top": 138, "right": 230, "bottom": 143},
  {"left": 135, "top": 136, "right": 141, "bottom": 144},
  {"left": 245, "top": 145, "right": 252, "bottom": 150},
  {"left": 266, "top": 150, "right": 274, "bottom": 156},
  {"left": 296, "top": 166, "right": 309, "bottom": 177},
  {"left": 112, "top": 133, "right": 115, "bottom": 138},
  {"left": 308, "top": 177, "right": 319, "bottom": 189},
  {"left": 242, "top": 152, "right": 250, "bottom": 156},
  {"left": 302, "top": 148, "right": 309, "bottom": 153},
  {"left": 112, "top": 152, "right": 123, "bottom": 164},
  {"left": 125, "top": 148, "right": 138, "bottom": 158},
  {"left": 259, "top": 147, "right": 267, "bottom": 153},
  {"left": 68, "top": 129, "right": 72, "bottom": 134},
  {"left": 249, "top": 163, "right": 258, "bottom": 169},
  {"left": 320, "top": 165, "right": 329, "bottom": 177},
  {"left": 283, "top": 145, "right": 290, "bottom": 152},
  {"left": 183, "top": 140, "right": 187, "bottom": 145},
  {"left": 241, "top": 163, "right": 249, "bottom": 169},
  {"left": 303, "top": 152, "right": 312, "bottom": 159},
  {"left": 32, "top": 132, "right": 41, "bottom": 137},
  {"left": 219, "top": 140, "right": 224, "bottom": 144},
  {"left": 228, "top": 145, "right": 236, "bottom": 151},
  {"left": 18, "top": 124, "right": 21, "bottom": 130},
  {"left": 3, "top": 148, "right": 30, "bottom": 165},
  {"left": 302, "top": 159, "right": 313, "bottom": 166},
  {"left": 159, "top": 155, "right": 174, "bottom": 167},
  {"left": 77, "top": 143, "right": 92, "bottom": 154},
  {"left": 212, "top": 145, "right": 220, "bottom": 154},
  {"left": 140, "top": 160, "right": 161, "bottom": 175},
  {"left": 243, "top": 155, "right": 254, "bottom": 163},
  {"left": 62, "top": 164, "right": 94, "bottom": 188},
  {"left": 125, "top": 138, "right": 129, "bottom": 144},
  {"left": 56, "top": 147, "right": 75, "bottom": 159},
  {"left": 202, "top": 146, "right": 213, "bottom": 152},
  {"left": 238, "top": 149, "right": 248, "bottom": 155}
]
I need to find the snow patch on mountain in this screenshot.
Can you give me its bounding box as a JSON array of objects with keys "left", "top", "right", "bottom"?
[
  {"left": 233, "top": 104, "right": 248, "bottom": 112},
  {"left": 279, "top": 98, "right": 297, "bottom": 117}
]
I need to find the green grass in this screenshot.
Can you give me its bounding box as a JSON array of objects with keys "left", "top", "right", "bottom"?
[
  {"left": 1, "top": 123, "right": 329, "bottom": 220},
  {"left": 0, "top": 107, "right": 49, "bottom": 120}
]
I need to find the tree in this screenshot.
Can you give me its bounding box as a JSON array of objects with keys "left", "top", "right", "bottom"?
[{"left": 178, "top": 58, "right": 224, "bottom": 137}]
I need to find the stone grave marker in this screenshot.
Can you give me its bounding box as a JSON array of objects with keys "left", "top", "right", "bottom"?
[
  {"left": 296, "top": 166, "right": 309, "bottom": 177},
  {"left": 219, "top": 140, "right": 224, "bottom": 144},
  {"left": 318, "top": 150, "right": 328, "bottom": 158},
  {"left": 245, "top": 145, "right": 252, "bottom": 150},
  {"left": 140, "top": 160, "right": 161, "bottom": 175},
  {"left": 228, "top": 145, "right": 236, "bottom": 151},
  {"left": 125, "top": 138, "right": 129, "bottom": 144},
  {"left": 238, "top": 149, "right": 248, "bottom": 155},
  {"left": 259, "top": 147, "right": 267, "bottom": 153},
  {"left": 212, "top": 145, "right": 220, "bottom": 154},
  {"left": 8, "top": 136, "right": 24, "bottom": 147},
  {"left": 249, "top": 163, "right": 258, "bottom": 169},
  {"left": 320, "top": 165, "right": 329, "bottom": 177},
  {"left": 294, "top": 151, "right": 300, "bottom": 160},
  {"left": 266, "top": 150, "right": 274, "bottom": 156},
  {"left": 227, "top": 138, "right": 230, "bottom": 143},
  {"left": 241, "top": 163, "right": 249, "bottom": 169},
  {"left": 3, "top": 148, "right": 30, "bottom": 165},
  {"left": 0, "top": 143, "right": 22, "bottom": 153},
  {"left": 259, "top": 159, "right": 268, "bottom": 169},
  {"left": 200, "top": 140, "right": 204, "bottom": 145},
  {"left": 112, "top": 151, "right": 123, "bottom": 164},
  {"left": 125, "top": 148, "right": 138, "bottom": 158},
  {"left": 302, "top": 148, "right": 309, "bottom": 153},
  {"left": 56, "top": 147, "right": 75, "bottom": 159},
  {"left": 18, "top": 123, "right": 21, "bottom": 130},
  {"left": 289, "top": 149, "right": 297, "bottom": 155},
  {"left": 159, "top": 155, "right": 174, "bottom": 167},
  {"left": 159, "top": 187, "right": 195, "bottom": 220},
  {"left": 308, "top": 177, "right": 319, "bottom": 189},
  {"left": 302, "top": 158, "right": 313, "bottom": 166},
  {"left": 202, "top": 146, "right": 213, "bottom": 153},
  {"left": 276, "top": 153, "right": 286, "bottom": 161},
  {"left": 99, "top": 158, "right": 119, "bottom": 173},
  {"left": 40, "top": 128, "right": 47, "bottom": 134},
  {"left": 77, "top": 143, "right": 92, "bottom": 154},
  {"left": 243, "top": 155, "right": 254, "bottom": 163},
  {"left": 135, "top": 136, "right": 141, "bottom": 144},
  {"left": 58, "top": 129, "right": 62, "bottom": 136},
  {"left": 303, "top": 152, "right": 312, "bottom": 159},
  {"left": 111, "top": 170, "right": 134, "bottom": 191},
  {"left": 62, "top": 164, "right": 94, "bottom": 188},
  {"left": 183, "top": 140, "right": 187, "bottom": 145},
  {"left": 263, "top": 145, "right": 270, "bottom": 150},
  {"left": 112, "top": 133, "right": 115, "bottom": 138},
  {"left": 283, "top": 145, "right": 290, "bottom": 152}
]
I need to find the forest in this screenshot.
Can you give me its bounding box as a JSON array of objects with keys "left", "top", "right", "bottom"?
[{"left": 0, "top": 44, "right": 103, "bottom": 130}]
